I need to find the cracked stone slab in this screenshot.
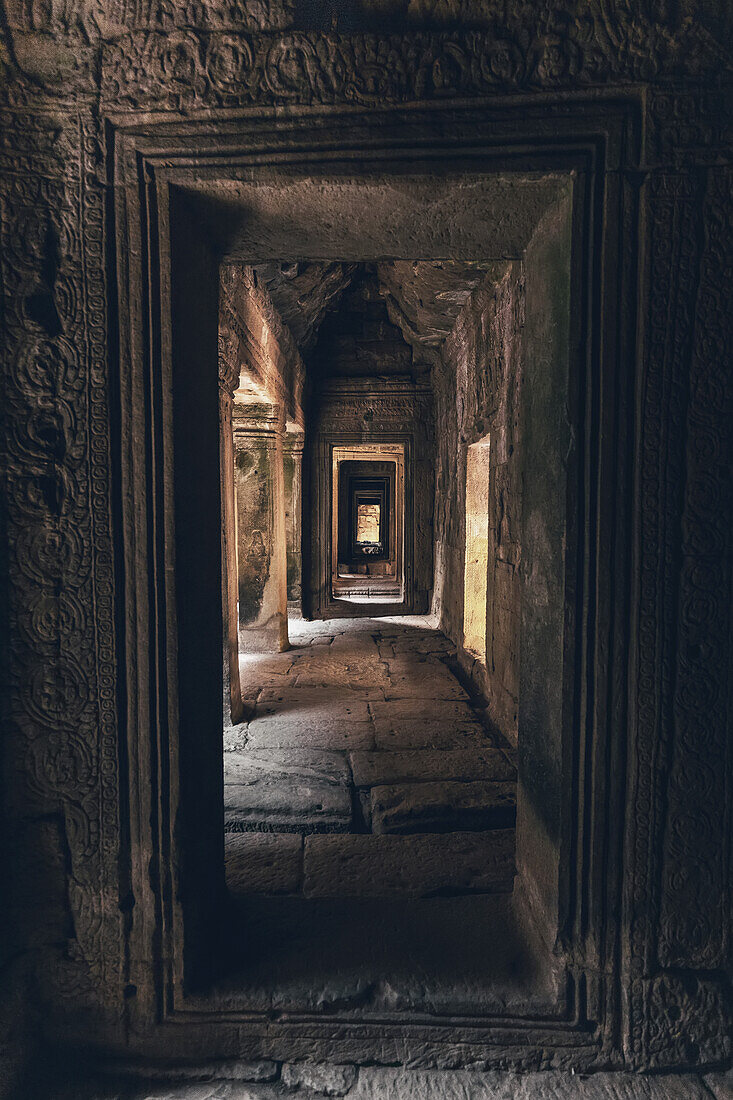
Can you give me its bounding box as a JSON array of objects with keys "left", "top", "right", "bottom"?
[
  {"left": 349, "top": 748, "right": 516, "bottom": 787},
  {"left": 224, "top": 750, "right": 352, "bottom": 832},
  {"left": 225, "top": 832, "right": 303, "bottom": 895},
  {"left": 371, "top": 780, "right": 517, "bottom": 834},
  {"left": 303, "top": 830, "right": 515, "bottom": 897}
]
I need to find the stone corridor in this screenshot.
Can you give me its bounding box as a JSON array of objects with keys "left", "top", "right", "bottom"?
[{"left": 224, "top": 616, "right": 517, "bottom": 899}]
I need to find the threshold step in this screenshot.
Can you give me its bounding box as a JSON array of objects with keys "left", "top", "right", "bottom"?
[
  {"left": 371, "top": 780, "right": 516, "bottom": 835},
  {"left": 303, "top": 830, "right": 515, "bottom": 898}
]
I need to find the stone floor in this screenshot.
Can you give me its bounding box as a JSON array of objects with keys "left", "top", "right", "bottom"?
[
  {"left": 224, "top": 615, "right": 517, "bottom": 899},
  {"left": 45, "top": 1064, "right": 733, "bottom": 1099}
]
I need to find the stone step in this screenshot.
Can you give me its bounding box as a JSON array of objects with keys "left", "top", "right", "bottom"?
[
  {"left": 371, "top": 780, "right": 517, "bottom": 834},
  {"left": 349, "top": 748, "right": 516, "bottom": 787},
  {"left": 225, "top": 832, "right": 303, "bottom": 895},
  {"left": 224, "top": 749, "right": 353, "bottom": 833},
  {"left": 245, "top": 715, "right": 375, "bottom": 752},
  {"left": 303, "top": 830, "right": 516, "bottom": 898}
]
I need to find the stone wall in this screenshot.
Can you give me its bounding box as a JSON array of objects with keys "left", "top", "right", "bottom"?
[{"left": 433, "top": 261, "right": 524, "bottom": 745}]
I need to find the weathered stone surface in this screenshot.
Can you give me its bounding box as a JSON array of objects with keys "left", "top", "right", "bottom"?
[
  {"left": 225, "top": 833, "right": 303, "bottom": 895},
  {"left": 383, "top": 663, "right": 468, "bottom": 700},
  {"left": 369, "top": 699, "right": 478, "bottom": 722},
  {"left": 704, "top": 1072, "right": 733, "bottom": 1099},
  {"left": 254, "top": 690, "right": 372, "bottom": 723},
  {"left": 281, "top": 1061, "right": 357, "bottom": 1095},
  {"left": 224, "top": 750, "right": 352, "bottom": 832},
  {"left": 371, "top": 781, "right": 516, "bottom": 834},
  {"left": 109, "top": 1061, "right": 279, "bottom": 1084},
  {"left": 245, "top": 718, "right": 375, "bottom": 752},
  {"left": 350, "top": 749, "right": 515, "bottom": 787},
  {"left": 44, "top": 1069, "right": 716, "bottom": 1099},
  {"left": 252, "top": 262, "right": 358, "bottom": 353},
  {"left": 223, "top": 723, "right": 249, "bottom": 752},
  {"left": 293, "top": 652, "right": 390, "bottom": 689},
  {"left": 226, "top": 748, "right": 351, "bottom": 785},
  {"left": 50, "top": 1082, "right": 281, "bottom": 1099},
  {"left": 303, "top": 831, "right": 515, "bottom": 897},
  {"left": 371, "top": 716, "right": 488, "bottom": 750},
  {"left": 349, "top": 1068, "right": 712, "bottom": 1099}
]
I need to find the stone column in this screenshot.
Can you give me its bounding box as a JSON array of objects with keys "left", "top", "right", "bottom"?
[
  {"left": 283, "top": 427, "right": 305, "bottom": 607},
  {"left": 233, "top": 402, "right": 290, "bottom": 652},
  {"left": 219, "top": 345, "right": 244, "bottom": 726}
]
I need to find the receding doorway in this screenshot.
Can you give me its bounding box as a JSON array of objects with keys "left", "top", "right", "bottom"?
[{"left": 332, "top": 444, "right": 405, "bottom": 604}]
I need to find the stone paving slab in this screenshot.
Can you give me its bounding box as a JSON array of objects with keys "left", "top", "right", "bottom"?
[
  {"left": 383, "top": 681, "right": 469, "bottom": 702},
  {"left": 369, "top": 698, "right": 479, "bottom": 722},
  {"left": 225, "top": 749, "right": 351, "bottom": 784},
  {"left": 372, "top": 715, "right": 488, "bottom": 749},
  {"left": 245, "top": 717, "right": 375, "bottom": 752},
  {"left": 391, "top": 637, "right": 457, "bottom": 655},
  {"left": 293, "top": 652, "right": 390, "bottom": 689},
  {"left": 238, "top": 653, "right": 296, "bottom": 680},
  {"left": 371, "top": 780, "right": 517, "bottom": 834},
  {"left": 350, "top": 748, "right": 516, "bottom": 787},
  {"left": 303, "top": 830, "right": 515, "bottom": 897},
  {"left": 254, "top": 690, "right": 372, "bottom": 722},
  {"left": 224, "top": 750, "right": 352, "bottom": 832},
  {"left": 225, "top": 833, "right": 303, "bottom": 894}
]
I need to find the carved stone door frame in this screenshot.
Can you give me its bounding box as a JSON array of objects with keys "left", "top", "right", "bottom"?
[{"left": 109, "top": 94, "right": 680, "bottom": 1068}]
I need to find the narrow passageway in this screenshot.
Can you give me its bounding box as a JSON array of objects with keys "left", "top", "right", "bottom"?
[{"left": 224, "top": 616, "right": 517, "bottom": 899}]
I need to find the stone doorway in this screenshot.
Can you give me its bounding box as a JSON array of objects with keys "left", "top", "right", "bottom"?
[
  {"left": 113, "top": 107, "right": 630, "bottom": 1060},
  {"left": 216, "top": 172, "right": 572, "bottom": 932}
]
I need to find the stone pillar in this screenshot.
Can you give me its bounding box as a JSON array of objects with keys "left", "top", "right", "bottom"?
[
  {"left": 284, "top": 428, "right": 305, "bottom": 606},
  {"left": 219, "top": 349, "right": 244, "bottom": 726},
  {"left": 233, "top": 402, "right": 290, "bottom": 652}
]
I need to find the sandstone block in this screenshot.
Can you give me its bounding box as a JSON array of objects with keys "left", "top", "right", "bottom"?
[
  {"left": 225, "top": 833, "right": 303, "bottom": 895},
  {"left": 369, "top": 699, "right": 478, "bottom": 722},
  {"left": 303, "top": 830, "right": 515, "bottom": 897},
  {"left": 224, "top": 750, "right": 352, "bottom": 832},
  {"left": 372, "top": 716, "right": 487, "bottom": 750},
  {"left": 349, "top": 748, "right": 515, "bottom": 787},
  {"left": 245, "top": 717, "right": 374, "bottom": 752},
  {"left": 371, "top": 780, "right": 516, "bottom": 834}
]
